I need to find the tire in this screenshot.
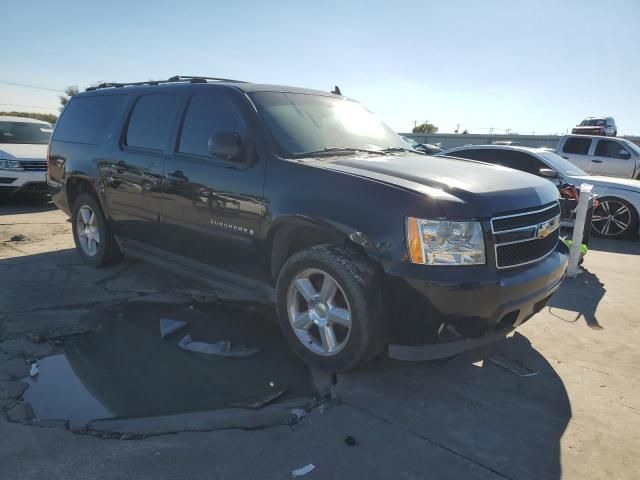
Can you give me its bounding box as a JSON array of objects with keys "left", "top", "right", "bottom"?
[
  {"left": 71, "top": 193, "right": 123, "bottom": 266},
  {"left": 590, "top": 197, "right": 638, "bottom": 239},
  {"left": 276, "top": 245, "right": 386, "bottom": 372}
]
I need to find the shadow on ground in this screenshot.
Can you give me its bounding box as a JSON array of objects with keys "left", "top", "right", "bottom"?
[
  {"left": 546, "top": 268, "right": 605, "bottom": 329},
  {"left": 24, "top": 302, "right": 315, "bottom": 429},
  {"left": 0, "top": 196, "right": 54, "bottom": 215},
  {"left": 587, "top": 236, "right": 640, "bottom": 255},
  {"left": 337, "top": 332, "right": 571, "bottom": 480}
]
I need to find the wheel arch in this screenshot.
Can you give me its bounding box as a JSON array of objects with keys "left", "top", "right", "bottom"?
[
  {"left": 266, "top": 215, "right": 374, "bottom": 283},
  {"left": 65, "top": 175, "right": 102, "bottom": 210}
]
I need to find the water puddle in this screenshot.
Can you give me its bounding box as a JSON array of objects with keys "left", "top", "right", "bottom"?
[{"left": 24, "top": 302, "right": 315, "bottom": 429}]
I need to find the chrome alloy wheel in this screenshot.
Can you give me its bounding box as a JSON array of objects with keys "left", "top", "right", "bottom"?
[
  {"left": 286, "top": 268, "right": 352, "bottom": 356},
  {"left": 76, "top": 205, "right": 100, "bottom": 256},
  {"left": 591, "top": 199, "right": 631, "bottom": 237}
]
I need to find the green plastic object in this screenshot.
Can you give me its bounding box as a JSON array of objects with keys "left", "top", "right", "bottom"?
[{"left": 562, "top": 238, "right": 588, "bottom": 256}]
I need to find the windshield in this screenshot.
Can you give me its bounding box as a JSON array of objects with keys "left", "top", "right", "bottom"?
[
  {"left": 624, "top": 140, "right": 640, "bottom": 156},
  {"left": 580, "top": 119, "right": 605, "bottom": 127},
  {"left": 537, "top": 150, "right": 588, "bottom": 176},
  {"left": 250, "top": 92, "right": 408, "bottom": 156},
  {"left": 0, "top": 121, "right": 52, "bottom": 145},
  {"left": 402, "top": 136, "right": 419, "bottom": 148}
]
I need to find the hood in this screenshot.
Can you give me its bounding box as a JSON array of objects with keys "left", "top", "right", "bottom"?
[
  {"left": 306, "top": 154, "right": 560, "bottom": 217},
  {"left": 569, "top": 175, "right": 640, "bottom": 193},
  {"left": 0, "top": 143, "right": 47, "bottom": 161}
]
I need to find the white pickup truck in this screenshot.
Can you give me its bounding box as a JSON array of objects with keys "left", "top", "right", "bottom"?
[{"left": 555, "top": 134, "right": 640, "bottom": 179}]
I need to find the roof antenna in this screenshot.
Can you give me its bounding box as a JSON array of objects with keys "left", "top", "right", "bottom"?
[{"left": 332, "top": 85, "right": 342, "bottom": 95}]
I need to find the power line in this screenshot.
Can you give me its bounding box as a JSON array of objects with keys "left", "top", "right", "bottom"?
[
  {"left": 0, "top": 80, "right": 65, "bottom": 93},
  {"left": 0, "top": 103, "right": 59, "bottom": 110}
]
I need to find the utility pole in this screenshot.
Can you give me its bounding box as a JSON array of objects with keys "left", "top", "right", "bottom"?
[{"left": 455, "top": 123, "right": 460, "bottom": 134}]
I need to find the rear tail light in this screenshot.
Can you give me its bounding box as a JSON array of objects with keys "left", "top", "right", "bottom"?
[{"left": 46, "top": 141, "right": 51, "bottom": 175}]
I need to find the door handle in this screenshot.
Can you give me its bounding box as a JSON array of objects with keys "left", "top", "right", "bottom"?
[
  {"left": 592, "top": 160, "right": 603, "bottom": 163},
  {"left": 562, "top": 156, "right": 570, "bottom": 160}
]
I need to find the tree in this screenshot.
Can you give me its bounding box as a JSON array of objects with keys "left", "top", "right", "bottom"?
[
  {"left": 59, "top": 85, "right": 80, "bottom": 109},
  {"left": 412, "top": 121, "right": 438, "bottom": 134}
]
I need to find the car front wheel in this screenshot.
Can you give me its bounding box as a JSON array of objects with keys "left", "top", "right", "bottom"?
[
  {"left": 276, "top": 245, "right": 386, "bottom": 372},
  {"left": 591, "top": 197, "right": 638, "bottom": 239}
]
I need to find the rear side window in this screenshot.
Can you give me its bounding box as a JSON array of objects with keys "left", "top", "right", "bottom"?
[
  {"left": 178, "top": 93, "right": 246, "bottom": 158},
  {"left": 563, "top": 137, "right": 591, "bottom": 155},
  {"left": 451, "top": 149, "right": 546, "bottom": 175},
  {"left": 125, "top": 94, "right": 178, "bottom": 151},
  {"left": 53, "top": 95, "right": 126, "bottom": 144},
  {"left": 595, "top": 140, "right": 629, "bottom": 158},
  {"left": 449, "top": 149, "right": 486, "bottom": 160}
]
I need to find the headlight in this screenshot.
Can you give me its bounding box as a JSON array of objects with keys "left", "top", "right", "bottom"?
[
  {"left": 407, "top": 217, "right": 485, "bottom": 265},
  {"left": 0, "top": 159, "right": 23, "bottom": 171}
]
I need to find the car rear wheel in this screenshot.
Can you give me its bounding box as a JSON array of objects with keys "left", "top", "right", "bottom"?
[
  {"left": 72, "top": 193, "right": 123, "bottom": 266},
  {"left": 591, "top": 197, "right": 638, "bottom": 239},
  {"left": 276, "top": 245, "right": 386, "bottom": 372}
]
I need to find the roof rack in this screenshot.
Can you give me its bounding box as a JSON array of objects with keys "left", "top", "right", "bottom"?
[{"left": 85, "top": 75, "right": 246, "bottom": 91}]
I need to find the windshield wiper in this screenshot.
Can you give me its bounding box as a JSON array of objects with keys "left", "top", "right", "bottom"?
[
  {"left": 381, "top": 147, "right": 422, "bottom": 154},
  {"left": 292, "top": 147, "right": 388, "bottom": 159}
]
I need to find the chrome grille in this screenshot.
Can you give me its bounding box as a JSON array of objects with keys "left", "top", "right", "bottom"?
[
  {"left": 19, "top": 160, "right": 47, "bottom": 171},
  {"left": 492, "top": 202, "right": 561, "bottom": 269}
]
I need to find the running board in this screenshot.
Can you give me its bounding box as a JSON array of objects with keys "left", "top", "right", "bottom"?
[{"left": 117, "top": 237, "right": 275, "bottom": 304}]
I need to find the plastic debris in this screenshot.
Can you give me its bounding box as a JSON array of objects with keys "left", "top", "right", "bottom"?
[
  {"left": 488, "top": 354, "right": 539, "bottom": 377},
  {"left": 344, "top": 435, "right": 356, "bottom": 447},
  {"left": 177, "top": 334, "right": 260, "bottom": 357},
  {"left": 29, "top": 363, "right": 39, "bottom": 377},
  {"left": 290, "top": 408, "right": 308, "bottom": 422},
  {"left": 159, "top": 318, "right": 188, "bottom": 339},
  {"left": 291, "top": 464, "right": 315, "bottom": 478}
]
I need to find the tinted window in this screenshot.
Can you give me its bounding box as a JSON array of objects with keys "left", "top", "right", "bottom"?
[
  {"left": 125, "top": 94, "right": 178, "bottom": 151},
  {"left": 0, "top": 121, "right": 52, "bottom": 145},
  {"left": 54, "top": 95, "right": 126, "bottom": 144},
  {"left": 595, "top": 139, "right": 629, "bottom": 158},
  {"left": 178, "top": 93, "right": 246, "bottom": 157},
  {"left": 449, "top": 149, "right": 488, "bottom": 160},
  {"left": 562, "top": 137, "right": 591, "bottom": 155},
  {"left": 452, "top": 149, "right": 547, "bottom": 175}
]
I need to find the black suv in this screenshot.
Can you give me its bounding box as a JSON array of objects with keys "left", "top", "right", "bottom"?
[{"left": 48, "top": 76, "right": 568, "bottom": 371}]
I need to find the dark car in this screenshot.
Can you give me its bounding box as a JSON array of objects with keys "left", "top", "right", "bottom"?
[
  {"left": 48, "top": 76, "right": 568, "bottom": 371},
  {"left": 572, "top": 117, "right": 617, "bottom": 137}
]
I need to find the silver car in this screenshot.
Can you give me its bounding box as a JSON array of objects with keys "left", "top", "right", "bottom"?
[
  {"left": 555, "top": 134, "right": 640, "bottom": 179},
  {"left": 438, "top": 144, "right": 640, "bottom": 239}
]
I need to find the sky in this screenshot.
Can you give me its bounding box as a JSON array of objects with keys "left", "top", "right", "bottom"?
[{"left": 2, "top": 0, "right": 639, "bottom": 135}]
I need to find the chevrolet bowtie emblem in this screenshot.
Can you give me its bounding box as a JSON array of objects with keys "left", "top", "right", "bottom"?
[{"left": 535, "top": 218, "right": 556, "bottom": 240}]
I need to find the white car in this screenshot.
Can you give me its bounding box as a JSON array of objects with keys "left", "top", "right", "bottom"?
[
  {"left": 0, "top": 116, "right": 53, "bottom": 200},
  {"left": 555, "top": 134, "right": 640, "bottom": 179},
  {"left": 438, "top": 144, "right": 640, "bottom": 239}
]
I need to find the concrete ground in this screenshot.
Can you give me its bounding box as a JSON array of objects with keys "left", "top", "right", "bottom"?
[{"left": 1, "top": 200, "right": 639, "bottom": 480}]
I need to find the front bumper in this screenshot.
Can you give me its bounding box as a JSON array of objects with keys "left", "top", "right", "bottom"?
[
  {"left": 383, "top": 243, "right": 569, "bottom": 360},
  {"left": 0, "top": 170, "right": 48, "bottom": 196}
]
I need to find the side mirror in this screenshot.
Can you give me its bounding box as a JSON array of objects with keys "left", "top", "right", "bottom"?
[
  {"left": 208, "top": 132, "right": 244, "bottom": 161},
  {"left": 618, "top": 149, "right": 630, "bottom": 159},
  {"left": 539, "top": 168, "right": 559, "bottom": 179}
]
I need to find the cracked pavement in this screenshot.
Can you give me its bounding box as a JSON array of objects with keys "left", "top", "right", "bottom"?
[{"left": 1, "top": 201, "right": 639, "bottom": 479}]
